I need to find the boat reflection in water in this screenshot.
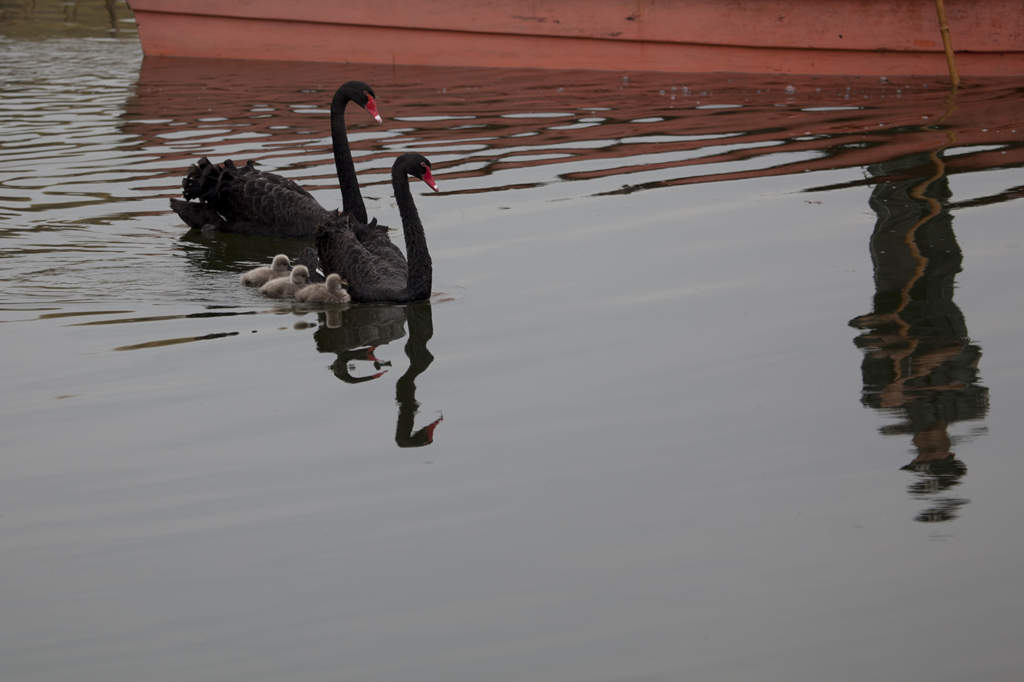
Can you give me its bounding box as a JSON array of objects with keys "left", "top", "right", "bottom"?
[
  {"left": 313, "top": 301, "right": 442, "bottom": 448},
  {"left": 849, "top": 151, "right": 989, "bottom": 523}
]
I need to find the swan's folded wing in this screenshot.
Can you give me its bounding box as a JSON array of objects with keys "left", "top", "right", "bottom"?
[
  {"left": 236, "top": 160, "right": 315, "bottom": 199},
  {"left": 315, "top": 216, "right": 409, "bottom": 302},
  {"left": 197, "top": 162, "right": 330, "bottom": 237},
  {"left": 354, "top": 218, "right": 407, "bottom": 280}
]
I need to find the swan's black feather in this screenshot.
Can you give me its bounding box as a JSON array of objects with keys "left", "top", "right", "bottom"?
[
  {"left": 170, "top": 81, "right": 379, "bottom": 239},
  {"left": 172, "top": 157, "right": 330, "bottom": 238},
  {"left": 315, "top": 153, "right": 434, "bottom": 304}
]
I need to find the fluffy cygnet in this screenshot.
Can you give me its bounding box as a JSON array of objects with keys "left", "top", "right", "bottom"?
[
  {"left": 240, "top": 254, "right": 290, "bottom": 287},
  {"left": 260, "top": 265, "right": 309, "bottom": 299},
  {"left": 296, "top": 273, "right": 351, "bottom": 304}
]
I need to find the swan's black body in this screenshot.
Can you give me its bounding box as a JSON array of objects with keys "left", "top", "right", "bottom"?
[
  {"left": 170, "top": 81, "right": 381, "bottom": 238},
  {"left": 171, "top": 158, "right": 329, "bottom": 238},
  {"left": 315, "top": 153, "right": 437, "bottom": 304}
]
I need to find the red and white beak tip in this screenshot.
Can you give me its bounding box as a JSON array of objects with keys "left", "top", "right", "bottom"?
[
  {"left": 422, "top": 169, "right": 439, "bottom": 192},
  {"left": 365, "top": 95, "right": 382, "bottom": 125}
]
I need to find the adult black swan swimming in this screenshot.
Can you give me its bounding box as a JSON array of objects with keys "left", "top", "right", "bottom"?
[
  {"left": 315, "top": 153, "right": 438, "bottom": 304},
  {"left": 170, "top": 81, "right": 382, "bottom": 238}
]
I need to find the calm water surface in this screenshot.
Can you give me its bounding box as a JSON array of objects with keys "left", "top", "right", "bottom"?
[{"left": 2, "top": 26, "right": 1024, "bottom": 682}]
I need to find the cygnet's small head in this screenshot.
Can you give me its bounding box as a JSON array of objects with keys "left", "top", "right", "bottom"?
[
  {"left": 326, "top": 273, "right": 347, "bottom": 294},
  {"left": 290, "top": 265, "right": 310, "bottom": 286},
  {"left": 271, "top": 254, "right": 290, "bottom": 272}
]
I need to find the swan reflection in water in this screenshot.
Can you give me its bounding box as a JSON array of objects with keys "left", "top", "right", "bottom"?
[
  {"left": 313, "top": 301, "right": 443, "bottom": 447},
  {"left": 849, "top": 151, "right": 989, "bottom": 523}
]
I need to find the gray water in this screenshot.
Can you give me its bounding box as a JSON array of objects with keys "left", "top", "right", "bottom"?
[{"left": 3, "top": 20, "right": 1024, "bottom": 682}]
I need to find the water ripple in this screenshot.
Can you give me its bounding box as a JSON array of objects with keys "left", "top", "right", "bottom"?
[{"left": 1, "top": 40, "right": 1023, "bottom": 308}]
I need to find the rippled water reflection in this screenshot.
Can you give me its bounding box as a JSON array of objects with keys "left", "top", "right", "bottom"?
[
  {"left": 850, "top": 154, "right": 991, "bottom": 523},
  {"left": 3, "top": 33, "right": 1024, "bottom": 682}
]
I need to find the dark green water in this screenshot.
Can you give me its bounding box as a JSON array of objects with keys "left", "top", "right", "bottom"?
[{"left": 2, "top": 12, "right": 1024, "bottom": 682}]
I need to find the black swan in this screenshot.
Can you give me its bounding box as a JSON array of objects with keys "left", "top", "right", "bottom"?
[
  {"left": 315, "top": 153, "right": 438, "bottom": 304},
  {"left": 240, "top": 253, "right": 290, "bottom": 286},
  {"left": 170, "top": 81, "right": 382, "bottom": 238},
  {"left": 296, "top": 273, "right": 351, "bottom": 304},
  {"left": 260, "top": 265, "right": 310, "bottom": 298}
]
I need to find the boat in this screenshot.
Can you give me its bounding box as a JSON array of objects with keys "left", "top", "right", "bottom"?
[{"left": 127, "top": 0, "right": 1024, "bottom": 77}]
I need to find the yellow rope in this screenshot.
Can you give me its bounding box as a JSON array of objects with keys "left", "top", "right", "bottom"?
[{"left": 935, "top": 0, "right": 961, "bottom": 89}]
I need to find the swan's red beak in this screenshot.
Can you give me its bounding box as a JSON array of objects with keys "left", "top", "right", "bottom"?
[
  {"left": 365, "top": 95, "right": 382, "bottom": 124},
  {"left": 423, "top": 415, "right": 443, "bottom": 443},
  {"left": 421, "top": 166, "right": 438, "bottom": 192}
]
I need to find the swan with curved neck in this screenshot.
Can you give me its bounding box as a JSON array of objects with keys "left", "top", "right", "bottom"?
[
  {"left": 332, "top": 81, "right": 380, "bottom": 225},
  {"left": 315, "top": 153, "right": 438, "bottom": 304},
  {"left": 170, "top": 81, "right": 382, "bottom": 238}
]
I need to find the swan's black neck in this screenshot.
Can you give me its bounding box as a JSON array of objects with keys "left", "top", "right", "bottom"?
[
  {"left": 330, "top": 89, "right": 368, "bottom": 224},
  {"left": 395, "top": 303, "right": 437, "bottom": 447},
  {"left": 394, "top": 165, "right": 432, "bottom": 301}
]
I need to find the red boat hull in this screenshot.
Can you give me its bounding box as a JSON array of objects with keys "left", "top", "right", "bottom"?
[{"left": 129, "top": 0, "right": 1024, "bottom": 76}]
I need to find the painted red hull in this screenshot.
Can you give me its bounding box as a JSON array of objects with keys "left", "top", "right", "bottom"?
[{"left": 128, "top": 0, "right": 1024, "bottom": 76}]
